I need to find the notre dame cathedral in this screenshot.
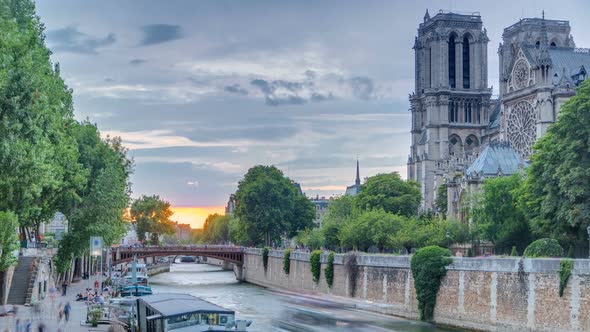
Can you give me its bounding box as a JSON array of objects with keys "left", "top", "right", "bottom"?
[{"left": 407, "top": 10, "right": 590, "bottom": 219}]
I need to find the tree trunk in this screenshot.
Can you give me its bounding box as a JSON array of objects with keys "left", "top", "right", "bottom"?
[{"left": 0, "top": 271, "right": 5, "bottom": 305}]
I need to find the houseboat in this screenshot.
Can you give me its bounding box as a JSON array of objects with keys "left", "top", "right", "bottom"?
[{"left": 137, "top": 293, "right": 251, "bottom": 331}]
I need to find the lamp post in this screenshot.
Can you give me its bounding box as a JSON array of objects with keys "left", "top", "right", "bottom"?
[
  {"left": 586, "top": 225, "right": 590, "bottom": 258},
  {"left": 446, "top": 230, "right": 451, "bottom": 249}
]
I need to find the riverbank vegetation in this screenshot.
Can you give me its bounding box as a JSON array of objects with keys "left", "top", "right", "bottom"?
[{"left": 0, "top": 0, "right": 134, "bottom": 274}]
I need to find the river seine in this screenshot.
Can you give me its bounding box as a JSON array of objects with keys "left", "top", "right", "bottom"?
[{"left": 149, "top": 262, "right": 460, "bottom": 332}]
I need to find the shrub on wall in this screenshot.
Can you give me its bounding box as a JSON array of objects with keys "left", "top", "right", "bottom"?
[
  {"left": 283, "top": 249, "right": 292, "bottom": 274},
  {"left": 262, "top": 247, "right": 270, "bottom": 271},
  {"left": 410, "top": 245, "right": 452, "bottom": 321},
  {"left": 558, "top": 259, "right": 573, "bottom": 297},
  {"left": 324, "top": 252, "right": 335, "bottom": 288},
  {"left": 510, "top": 246, "right": 518, "bottom": 256},
  {"left": 567, "top": 246, "right": 575, "bottom": 258},
  {"left": 523, "top": 238, "right": 563, "bottom": 258},
  {"left": 310, "top": 250, "right": 322, "bottom": 283}
]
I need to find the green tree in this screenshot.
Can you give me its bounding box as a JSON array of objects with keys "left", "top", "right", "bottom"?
[
  {"left": 56, "top": 124, "right": 133, "bottom": 272},
  {"left": 435, "top": 184, "right": 448, "bottom": 217},
  {"left": 0, "top": 211, "right": 19, "bottom": 303},
  {"left": 131, "top": 195, "right": 175, "bottom": 245},
  {"left": 522, "top": 79, "right": 590, "bottom": 244},
  {"left": 234, "top": 165, "right": 314, "bottom": 246},
  {"left": 202, "top": 214, "right": 230, "bottom": 244},
  {"left": 0, "top": 0, "right": 82, "bottom": 240},
  {"left": 321, "top": 195, "right": 355, "bottom": 250},
  {"left": 338, "top": 210, "right": 405, "bottom": 252},
  {"left": 354, "top": 173, "right": 421, "bottom": 217},
  {"left": 472, "top": 174, "right": 531, "bottom": 253}
]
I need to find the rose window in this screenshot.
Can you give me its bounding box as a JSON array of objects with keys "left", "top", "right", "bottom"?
[
  {"left": 512, "top": 60, "right": 530, "bottom": 90},
  {"left": 507, "top": 101, "right": 536, "bottom": 158}
]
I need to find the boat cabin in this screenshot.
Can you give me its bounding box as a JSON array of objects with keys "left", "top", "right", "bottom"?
[{"left": 137, "top": 293, "right": 237, "bottom": 332}]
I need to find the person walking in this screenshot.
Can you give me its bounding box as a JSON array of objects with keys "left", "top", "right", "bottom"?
[
  {"left": 24, "top": 320, "right": 31, "bottom": 332},
  {"left": 63, "top": 302, "right": 71, "bottom": 322},
  {"left": 61, "top": 281, "right": 68, "bottom": 296},
  {"left": 15, "top": 318, "right": 22, "bottom": 332}
]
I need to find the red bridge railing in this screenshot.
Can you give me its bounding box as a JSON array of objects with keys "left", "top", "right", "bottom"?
[{"left": 112, "top": 245, "right": 245, "bottom": 265}]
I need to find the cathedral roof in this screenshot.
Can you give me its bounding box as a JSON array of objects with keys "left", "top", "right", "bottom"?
[
  {"left": 466, "top": 142, "right": 527, "bottom": 178},
  {"left": 548, "top": 48, "right": 590, "bottom": 86},
  {"left": 487, "top": 100, "right": 502, "bottom": 129}
]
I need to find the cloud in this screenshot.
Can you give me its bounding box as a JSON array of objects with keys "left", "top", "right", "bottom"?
[
  {"left": 186, "top": 180, "right": 199, "bottom": 187},
  {"left": 349, "top": 76, "right": 374, "bottom": 100},
  {"left": 140, "top": 24, "right": 183, "bottom": 46},
  {"left": 45, "top": 26, "right": 115, "bottom": 54},
  {"left": 223, "top": 84, "right": 248, "bottom": 95},
  {"left": 250, "top": 78, "right": 333, "bottom": 106},
  {"left": 129, "top": 59, "right": 146, "bottom": 65}
]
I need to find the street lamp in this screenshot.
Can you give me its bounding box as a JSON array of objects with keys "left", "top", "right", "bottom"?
[
  {"left": 586, "top": 225, "right": 590, "bottom": 258},
  {"left": 446, "top": 230, "right": 451, "bottom": 249}
]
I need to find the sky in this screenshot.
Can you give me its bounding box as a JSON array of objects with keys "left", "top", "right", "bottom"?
[{"left": 34, "top": 0, "right": 590, "bottom": 228}]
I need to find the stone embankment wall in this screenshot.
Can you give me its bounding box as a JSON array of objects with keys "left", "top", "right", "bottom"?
[
  {"left": 147, "top": 263, "right": 170, "bottom": 276},
  {"left": 241, "top": 249, "right": 590, "bottom": 332}
]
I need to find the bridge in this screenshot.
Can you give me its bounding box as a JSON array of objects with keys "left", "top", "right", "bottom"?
[{"left": 111, "top": 245, "right": 245, "bottom": 266}]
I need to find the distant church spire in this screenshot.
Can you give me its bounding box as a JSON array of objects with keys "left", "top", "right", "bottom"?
[
  {"left": 355, "top": 159, "right": 360, "bottom": 186},
  {"left": 424, "top": 9, "right": 430, "bottom": 22}
]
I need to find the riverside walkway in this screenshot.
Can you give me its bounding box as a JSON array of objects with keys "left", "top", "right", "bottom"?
[{"left": 0, "top": 278, "right": 120, "bottom": 332}]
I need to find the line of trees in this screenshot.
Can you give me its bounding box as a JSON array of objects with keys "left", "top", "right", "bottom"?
[
  {"left": 0, "top": 0, "right": 134, "bottom": 274},
  {"left": 468, "top": 79, "right": 590, "bottom": 256}
]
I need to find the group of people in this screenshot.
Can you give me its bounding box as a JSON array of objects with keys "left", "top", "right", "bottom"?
[{"left": 6, "top": 302, "right": 70, "bottom": 332}]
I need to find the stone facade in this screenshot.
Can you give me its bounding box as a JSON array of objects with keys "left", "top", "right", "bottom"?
[
  {"left": 243, "top": 249, "right": 590, "bottom": 331},
  {"left": 408, "top": 11, "right": 590, "bottom": 217}
]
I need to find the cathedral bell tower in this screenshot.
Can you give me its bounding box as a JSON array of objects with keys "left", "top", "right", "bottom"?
[{"left": 407, "top": 10, "right": 492, "bottom": 211}]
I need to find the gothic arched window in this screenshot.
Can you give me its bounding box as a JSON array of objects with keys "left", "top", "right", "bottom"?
[
  {"left": 449, "top": 34, "right": 456, "bottom": 88},
  {"left": 449, "top": 135, "right": 463, "bottom": 157},
  {"left": 463, "top": 36, "right": 470, "bottom": 89}
]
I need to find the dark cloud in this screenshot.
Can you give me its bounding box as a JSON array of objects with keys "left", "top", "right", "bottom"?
[
  {"left": 224, "top": 84, "right": 248, "bottom": 95},
  {"left": 250, "top": 78, "right": 331, "bottom": 106},
  {"left": 45, "top": 26, "right": 115, "bottom": 54},
  {"left": 140, "top": 24, "right": 183, "bottom": 46},
  {"left": 349, "top": 76, "right": 374, "bottom": 100},
  {"left": 129, "top": 58, "right": 146, "bottom": 65}
]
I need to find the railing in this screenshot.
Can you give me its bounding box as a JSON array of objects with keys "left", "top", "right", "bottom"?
[{"left": 116, "top": 245, "right": 244, "bottom": 253}]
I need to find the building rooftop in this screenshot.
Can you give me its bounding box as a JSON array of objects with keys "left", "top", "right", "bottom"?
[
  {"left": 466, "top": 142, "right": 527, "bottom": 177},
  {"left": 549, "top": 48, "right": 590, "bottom": 86},
  {"left": 139, "top": 293, "right": 234, "bottom": 317}
]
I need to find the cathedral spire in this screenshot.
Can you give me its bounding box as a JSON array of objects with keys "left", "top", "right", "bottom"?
[
  {"left": 355, "top": 159, "right": 360, "bottom": 186},
  {"left": 537, "top": 11, "right": 552, "bottom": 68},
  {"left": 424, "top": 9, "right": 430, "bottom": 22}
]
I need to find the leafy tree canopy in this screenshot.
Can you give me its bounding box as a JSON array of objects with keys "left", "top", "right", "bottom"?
[
  {"left": 234, "top": 165, "right": 314, "bottom": 246},
  {"left": 522, "top": 79, "right": 590, "bottom": 243},
  {"left": 472, "top": 174, "right": 531, "bottom": 254},
  {"left": 354, "top": 173, "right": 421, "bottom": 217},
  {"left": 131, "top": 195, "right": 175, "bottom": 245}
]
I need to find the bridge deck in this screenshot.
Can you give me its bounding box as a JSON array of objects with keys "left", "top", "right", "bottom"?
[{"left": 112, "top": 245, "right": 245, "bottom": 265}]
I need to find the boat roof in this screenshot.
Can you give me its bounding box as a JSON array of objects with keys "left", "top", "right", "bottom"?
[{"left": 138, "top": 293, "right": 234, "bottom": 317}]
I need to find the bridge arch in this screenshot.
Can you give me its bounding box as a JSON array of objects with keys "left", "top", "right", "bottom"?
[{"left": 112, "top": 245, "right": 244, "bottom": 266}]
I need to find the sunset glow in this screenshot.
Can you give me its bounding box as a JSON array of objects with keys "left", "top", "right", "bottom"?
[{"left": 170, "top": 206, "right": 226, "bottom": 229}]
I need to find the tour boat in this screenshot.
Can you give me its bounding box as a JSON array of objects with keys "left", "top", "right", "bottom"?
[
  {"left": 136, "top": 293, "right": 252, "bottom": 331},
  {"left": 120, "top": 284, "right": 153, "bottom": 297}
]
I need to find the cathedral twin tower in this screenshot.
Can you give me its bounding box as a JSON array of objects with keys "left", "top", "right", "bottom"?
[{"left": 407, "top": 10, "right": 585, "bottom": 216}]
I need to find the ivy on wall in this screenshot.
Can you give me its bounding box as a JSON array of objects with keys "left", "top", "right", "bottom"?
[
  {"left": 310, "top": 250, "right": 322, "bottom": 283},
  {"left": 559, "top": 259, "right": 573, "bottom": 297},
  {"left": 345, "top": 252, "right": 359, "bottom": 297},
  {"left": 262, "top": 247, "right": 270, "bottom": 271},
  {"left": 324, "top": 252, "right": 335, "bottom": 288},
  {"left": 283, "top": 249, "right": 292, "bottom": 274},
  {"left": 410, "top": 246, "right": 452, "bottom": 321}
]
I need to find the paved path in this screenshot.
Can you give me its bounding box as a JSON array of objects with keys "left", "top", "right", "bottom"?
[{"left": 0, "top": 278, "right": 117, "bottom": 332}]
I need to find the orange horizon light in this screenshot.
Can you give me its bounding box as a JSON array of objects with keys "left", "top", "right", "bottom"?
[{"left": 170, "top": 206, "right": 226, "bottom": 229}]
